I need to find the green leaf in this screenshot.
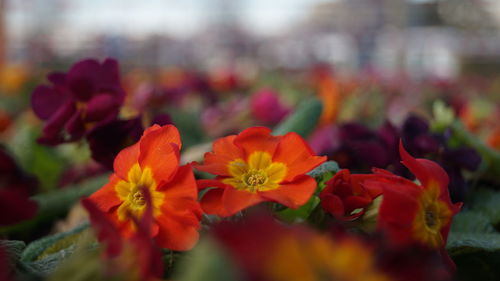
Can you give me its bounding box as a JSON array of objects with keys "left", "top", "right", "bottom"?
[
  {"left": 447, "top": 233, "right": 500, "bottom": 281},
  {"left": 272, "top": 98, "right": 323, "bottom": 137},
  {"left": 0, "top": 240, "right": 26, "bottom": 261},
  {"left": 277, "top": 195, "right": 321, "bottom": 223},
  {"left": 450, "top": 211, "right": 495, "bottom": 233},
  {"left": 21, "top": 223, "right": 89, "bottom": 262},
  {"left": 467, "top": 189, "right": 500, "bottom": 228},
  {"left": 307, "top": 161, "right": 339, "bottom": 179},
  {"left": 174, "top": 238, "right": 242, "bottom": 281},
  {"left": 447, "top": 233, "right": 500, "bottom": 255},
  {"left": 169, "top": 108, "right": 206, "bottom": 149}
]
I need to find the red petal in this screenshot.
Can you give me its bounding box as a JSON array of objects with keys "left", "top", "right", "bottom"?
[
  {"left": 259, "top": 175, "right": 316, "bottom": 209},
  {"left": 155, "top": 213, "right": 200, "bottom": 251},
  {"left": 200, "top": 188, "right": 227, "bottom": 215},
  {"left": 399, "top": 140, "right": 449, "bottom": 189}
]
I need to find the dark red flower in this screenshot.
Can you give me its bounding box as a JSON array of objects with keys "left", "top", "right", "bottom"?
[
  {"left": 0, "top": 147, "right": 38, "bottom": 226},
  {"left": 319, "top": 169, "right": 382, "bottom": 221},
  {"left": 32, "top": 58, "right": 125, "bottom": 145}
]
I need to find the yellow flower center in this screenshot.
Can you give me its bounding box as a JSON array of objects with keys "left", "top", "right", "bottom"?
[
  {"left": 114, "top": 164, "right": 165, "bottom": 221},
  {"left": 223, "top": 151, "right": 287, "bottom": 193},
  {"left": 412, "top": 182, "right": 452, "bottom": 248}
]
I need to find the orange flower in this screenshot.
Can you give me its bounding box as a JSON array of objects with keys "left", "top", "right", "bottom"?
[
  {"left": 195, "top": 127, "right": 326, "bottom": 216},
  {"left": 88, "top": 124, "right": 202, "bottom": 251}
]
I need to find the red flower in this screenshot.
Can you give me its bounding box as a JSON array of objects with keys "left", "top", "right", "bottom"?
[
  {"left": 195, "top": 127, "right": 326, "bottom": 216},
  {"left": 319, "top": 169, "right": 382, "bottom": 221},
  {"left": 250, "top": 89, "right": 290, "bottom": 125},
  {"left": 365, "top": 141, "right": 461, "bottom": 270},
  {"left": 88, "top": 124, "right": 202, "bottom": 251}
]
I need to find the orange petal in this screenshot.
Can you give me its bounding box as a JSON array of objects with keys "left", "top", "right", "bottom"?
[
  {"left": 259, "top": 175, "right": 316, "bottom": 209},
  {"left": 159, "top": 164, "right": 202, "bottom": 221},
  {"left": 139, "top": 126, "right": 181, "bottom": 184},
  {"left": 194, "top": 135, "right": 244, "bottom": 176},
  {"left": 233, "top": 127, "right": 281, "bottom": 160},
  {"left": 272, "top": 132, "right": 326, "bottom": 181},
  {"left": 222, "top": 187, "right": 265, "bottom": 216},
  {"left": 88, "top": 174, "right": 122, "bottom": 212},
  {"left": 114, "top": 142, "right": 140, "bottom": 181},
  {"left": 155, "top": 213, "right": 200, "bottom": 251}
]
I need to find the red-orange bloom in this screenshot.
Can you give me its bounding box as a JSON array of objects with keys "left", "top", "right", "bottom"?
[
  {"left": 365, "top": 141, "right": 461, "bottom": 270},
  {"left": 195, "top": 127, "right": 326, "bottom": 216},
  {"left": 88, "top": 124, "right": 202, "bottom": 251},
  {"left": 319, "top": 169, "right": 382, "bottom": 221}
]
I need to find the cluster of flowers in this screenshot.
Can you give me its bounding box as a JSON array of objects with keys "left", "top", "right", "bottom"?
[
  {"left": 2, "top": 58, "right": 470, "bottom": 281},
  {"left": 79, "top": 123, "right": 460, "bottom": 280}
]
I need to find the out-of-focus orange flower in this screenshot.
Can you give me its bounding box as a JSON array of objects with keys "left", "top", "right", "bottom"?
[
  {"left": 0, "top": 64, "right": 29, "bottom": 94},
  {"left": 195, "top": 127, "right": 326, "bottom": 216},
  {"left": 488, "top": 127, "right": 500, "bottom": 150},
  {"left": 0, "top": 110, "right": 12, "bottom": 133},
  {"left": 88, "top": 124, "right": 202, "bottom": 251},
  {"left": 212, "top": 216, "right": 390, "bottom": 281},
  {"left": 317, "top": 75, "right": 340, "bottom": 126}
]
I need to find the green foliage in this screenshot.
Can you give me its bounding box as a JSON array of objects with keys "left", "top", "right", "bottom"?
[
  {"left": 273, "top": 98, "right": 323, "bottom": 137},
  {"left": 174, "top": 238, "right": 242, "bottom": 281},
  {"left": 21, "top": 223, "right": 89, "bottom": 262},
  {"left": 1, "top": 175, "right": 109, "bottom": 235},
  {"left": 277, "top": 195, "right": 320, "bottom": 223},
  {"left": 169, "top": 108, "right": 207, "bottom": 149}
]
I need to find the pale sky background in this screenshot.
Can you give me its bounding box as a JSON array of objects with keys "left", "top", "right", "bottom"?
[{"left": 6, "top": 0, "right": 338, "bottom": 39}]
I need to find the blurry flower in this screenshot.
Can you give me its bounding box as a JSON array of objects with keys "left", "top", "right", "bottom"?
[
  {"left": 250, "top": 89, "right": 290, "bottom": 125},
  {"left": 366, "top": 142, "right": 461, "bottom": 271},
  {"left": 87, "top": 116, "right": 143, "bottom": 170},
  {"left": 32, "top": 58, "right": 125, "bottom": 145},
  {"left": 0, "top": 147, "right": 38, "bottom": 226},
  {"left": 0, "top": 64, "right": 29, "bottom": 94},
  {"left": 0, "top": 110, "right": 12, "bottom": 134},
  {"left": 82, "top": 188, "right": 163, "bottom": 280},
  {"left": 488, "top": 127, "right": 500, "bottom": 150},
  {"left": 212, "top": 215, "right": 390, "bottom": 281},
  {"left": 150, "top": 113, "right": 173, "bottom": 127},
  {"left": 201, "top": 97, "right": 250, "bottom": 137},
  {"left": 88, "top": 124, "right": 202, "bottom": 250},
  {"left": 319, "top": 169, "right": 382, "bottom": 221},
  {"left": 195, "top": 127, "right": 326, "bottom": 216},
  {"left": 330, "top": 122, "right": 399, "bottom": 171}
]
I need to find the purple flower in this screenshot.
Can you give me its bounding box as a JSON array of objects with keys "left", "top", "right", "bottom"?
[
  {"left": 86, "top": 116, "right": 143, "bottom": 170},
  {"left": 32, "top": 58, "right": 125, "bottom": 145}
]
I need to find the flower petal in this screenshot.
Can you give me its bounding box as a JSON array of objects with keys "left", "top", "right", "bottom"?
[
  {"left": 194, "top": 135, "right": 243, "bottom": 176},
  {"left": 272, "top": 132, "right": 326, "bottom": 181},
  {"left": 259, "top": 175, "right": 316, "bottom": 209},
  {"left": 222, "top": 188, "right": 264, "bottom": 216},
  {"left": 139, "top": 125, "right": 181, "bottom": 184},
  {"left": 155, "top": 213, "right": 200, "bottom": 251},
  {"left": 234, "top": 127, "right": 280, "bottom": 160},
  {"left": 114, "top": 142, "right": 140, "bottom": 181},
  {"left": 89, "top": 174, "right": 123, "bottom": 212}
]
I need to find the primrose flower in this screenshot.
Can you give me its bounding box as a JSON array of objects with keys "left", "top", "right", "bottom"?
[
  {"left": 32, "top": 58, "right": 125, "bottom": 145},
  {"left": 365, "top": 141, "right": 461, "bottom": 270},
  {"left": 319, "top": 169, "right": 382, "bottom": 221},
  {"left": 88, "top": 124, "right": 202, "bottom": 251},
  {"left": 195, "top": 127, "right": 326, "bottom": 216}
]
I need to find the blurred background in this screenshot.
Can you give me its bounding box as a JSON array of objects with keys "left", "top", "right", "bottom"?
[{"left": 3, "top": 0, "right": 500, "bottom": 78}]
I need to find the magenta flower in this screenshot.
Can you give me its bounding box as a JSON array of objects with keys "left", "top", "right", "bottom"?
[
  {"left": 250, "top": 89, "right": 290, "bottom": 125},
  {"left": 32, "top": 58, "right": 125, "bottom": 145}
]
